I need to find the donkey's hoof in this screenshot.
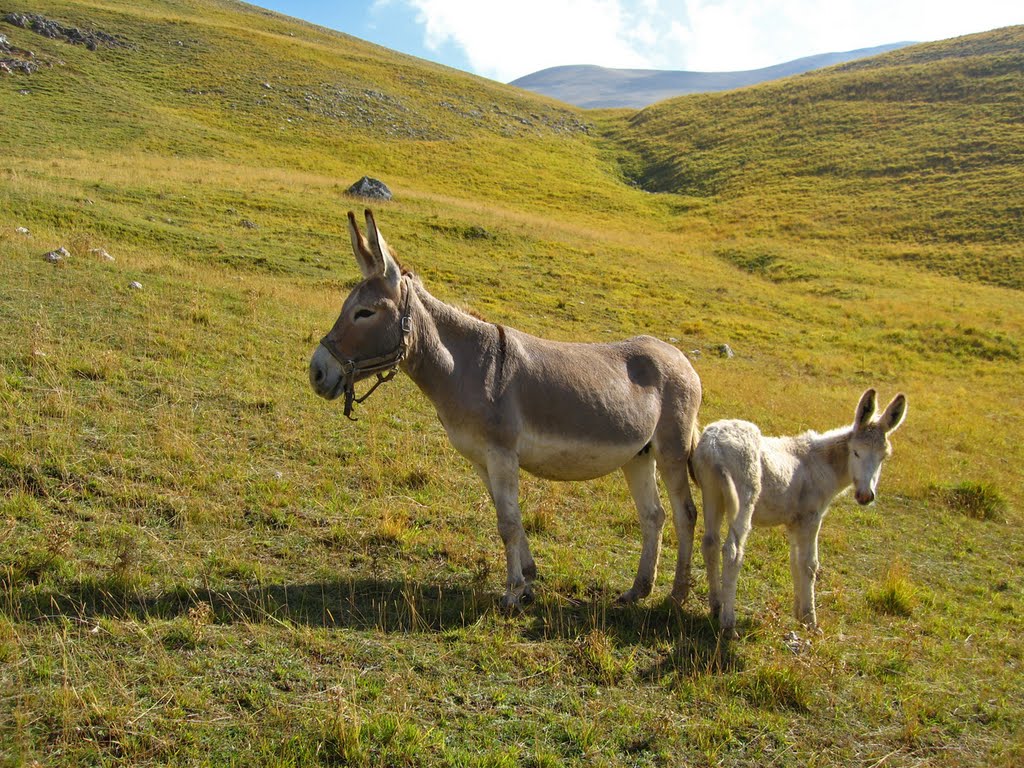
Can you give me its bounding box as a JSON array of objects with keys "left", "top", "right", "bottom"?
[
  {"left": 519, "top": 583, "right": 535, "bottom": 606},
  {"left": 499, "top": 593, "right": 523, "bottom": 614},
  {"left": 615, "top": 588, "right": 640, "bottom": 605}
]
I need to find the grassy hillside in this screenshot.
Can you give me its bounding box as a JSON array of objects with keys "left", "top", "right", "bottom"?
[
  {"left": 602, "top": 25, "right": 1024, "bottom": 289},
  {"left": 1, "top": 2, "right": 1022, "bottom": 766}
]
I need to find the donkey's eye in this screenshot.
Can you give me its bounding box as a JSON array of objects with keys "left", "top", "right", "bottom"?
[
  {"left": 853, "top": 450, "right": 861, "bottom": 459},
  {"left": 354, "top": 308, "right": 376, "bottom": 320}
]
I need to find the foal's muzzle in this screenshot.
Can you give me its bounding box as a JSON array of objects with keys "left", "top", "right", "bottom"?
[{"left": 855, "top": 489, "right": 876, "bottom": 506}]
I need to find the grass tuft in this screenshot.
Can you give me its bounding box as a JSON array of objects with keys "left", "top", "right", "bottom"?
[
  {"left": 728, "top": 665, "right": 809, "bottom": 711},
  {"left": 931, "top": 481, "right": 1008, "bottom": 522},
  {"left": 867, "top": 560, "right": 918, "bottom": 617},
  {"left": 572, "top": 629, "right": 637, "bottom": 685}
]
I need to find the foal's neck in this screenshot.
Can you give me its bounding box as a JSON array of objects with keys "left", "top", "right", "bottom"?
[{"left": 807, "top": 426, "right": 854, "bottom": 492}]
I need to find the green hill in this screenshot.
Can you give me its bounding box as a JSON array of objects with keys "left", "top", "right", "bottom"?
[
  {"left": 1, "top": 2, "right": 1022, "bottom": 766},
  {"left": 603, "top": 25, "right": 1024, "bottom": 289}
]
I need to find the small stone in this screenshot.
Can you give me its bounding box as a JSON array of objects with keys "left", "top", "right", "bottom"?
[
  {"left": 717, "top": 343, "right": 735, "bottom": 359},
  {"left": 239, "top": 219, "right": 258, "bottom": 229},
  {"left": 346, "top": 175, "right": 393, "bottom": 201},
  {"left": 43, "top": 246, "right": 70, "bottom": 263},
  {"left": 688, "top": 349, "right": 702, "bottom": 359},
  {"left": 16, "top": 226, "right": 29, "bottom": 235},
  {"left": 90, "top": 248, "right": 114, "bottom": 261},
  {"left": 783, "top": 630, "right": 811, "bottom": 655},
  {"left": 129, "top": 281, "right": 143, "bottom": 290}
]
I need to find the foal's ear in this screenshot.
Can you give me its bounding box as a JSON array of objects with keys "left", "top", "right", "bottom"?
[
  {"left": 364, "top": 209, "right": 402, "bottom": 294},
  {"left": 878, "top": 393, "right": 908, "bottom": 434},
  {"left": 347, "top": 210, "right": 380, "bottom": 279},
  {"left": 854, "top": 388, "right": 877, "bottom": 431}
]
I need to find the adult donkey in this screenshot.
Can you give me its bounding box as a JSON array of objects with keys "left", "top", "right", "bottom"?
[{"left": 309, "top": 210, "right": 702, "bottom": 610}]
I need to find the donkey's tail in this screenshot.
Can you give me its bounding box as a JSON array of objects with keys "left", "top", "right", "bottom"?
[{"left": 686, "top": 421, "right": 701, "bottom": 486}]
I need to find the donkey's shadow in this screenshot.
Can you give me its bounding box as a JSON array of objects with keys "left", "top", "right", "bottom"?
[{"left": 19, "top": 576, "right": 740, "bottom": 676}]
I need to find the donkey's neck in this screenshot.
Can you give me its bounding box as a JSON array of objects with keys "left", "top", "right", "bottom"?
[{"left": 400, "top": 279, "right": 497, "bottom": 405}]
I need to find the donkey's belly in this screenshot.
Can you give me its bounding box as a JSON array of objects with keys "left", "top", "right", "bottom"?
[{"left": 517, "top": 429, "right": 645, "bottom": 481}]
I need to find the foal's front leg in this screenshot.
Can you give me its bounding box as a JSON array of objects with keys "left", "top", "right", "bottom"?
[
  {"left": 477, "top": 452, "right": 534, "bottom": 610},
  {"left": 787, "top": 515, "right": 823, "bottom": 628}
]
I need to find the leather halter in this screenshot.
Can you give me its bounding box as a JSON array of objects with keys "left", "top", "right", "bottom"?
[{"left": 319, "top": 275, "right": 413, "bottom": 420}]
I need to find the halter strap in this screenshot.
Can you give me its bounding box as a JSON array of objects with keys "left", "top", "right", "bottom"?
[{"left": 319, "top": 275, "right": 413, "bottom": 420}]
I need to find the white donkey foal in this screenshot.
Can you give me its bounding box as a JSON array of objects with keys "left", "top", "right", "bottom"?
[{"left": 692, "top": 389, "right": 907, "bottom": 630}]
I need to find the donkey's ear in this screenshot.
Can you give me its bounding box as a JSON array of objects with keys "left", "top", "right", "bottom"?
[
  {"left": 364, "top": 209, "right": 401, "bottom": 294},
  {"left": 854, "top": 388, "right": 877, "bottom": 431},
  {"left": 348, "top": 210, "right": 382, "bottom": 279},
  {"left": 878, "top": 393, "right": 907, "bottom": 434}
]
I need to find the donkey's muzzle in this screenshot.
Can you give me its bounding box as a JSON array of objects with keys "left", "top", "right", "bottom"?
[{"left": 309, "top": 345, "right": 345, "bottom": 400}]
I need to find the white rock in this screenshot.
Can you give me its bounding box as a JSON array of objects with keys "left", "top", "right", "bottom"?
[
  {"left": 129, "top": 281, "right": 143, "bottom": 290},
  {"left": 16, "top": 226, "right": 29, "bottom": 235},
  {"left": 90, "top": 248, "right": 115, "bottom": 261}
]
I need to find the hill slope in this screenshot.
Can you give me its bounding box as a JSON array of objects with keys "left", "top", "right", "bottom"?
[
  {"left": 510, "top": 43, "right": 913, "bottom": 108},
  {"left": 601, "top": 25, "right": 1024, "bottom": 289},
  {"left": 1, "top": 3, "right": 1022, "bottom": 767}
]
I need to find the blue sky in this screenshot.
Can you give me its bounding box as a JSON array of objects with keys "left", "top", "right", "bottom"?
[{"left": 251, "top": 1, "right": 1022, "bottom": 82}]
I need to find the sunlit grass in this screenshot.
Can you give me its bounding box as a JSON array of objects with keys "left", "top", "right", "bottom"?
[{"left": 0, "top": 1, "right": 1021, "bottom": 765}]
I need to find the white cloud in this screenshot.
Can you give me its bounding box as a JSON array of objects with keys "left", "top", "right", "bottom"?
[
  {"left": 387, "top": 0, "right": 1023, "bottom": 79},
  {"left": 391, "top": 0, "right": 657, "bottom": 81}
]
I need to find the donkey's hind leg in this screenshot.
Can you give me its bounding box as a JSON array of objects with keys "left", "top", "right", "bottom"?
[
  {"left": 617, "top": 451, "right": 666, "bottom": 603},
  {"left": 659, "top": 457, "right": 698, "bottom": 605}
]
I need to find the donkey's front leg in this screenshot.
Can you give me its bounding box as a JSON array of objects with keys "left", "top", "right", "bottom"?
[
  {"left": 478, "top": 453, "right": 534, "bottom": 611},
  {"left": 618, "top": 453, "right": 666, "bottom": 603}
]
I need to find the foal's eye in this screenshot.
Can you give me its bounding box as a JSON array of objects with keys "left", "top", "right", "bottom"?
[
  {"left": 354, "top": 308, "right": 376, "bottom": 320},
  {"left": 853, "top": 450, "right": 861, "bottom": 459}
]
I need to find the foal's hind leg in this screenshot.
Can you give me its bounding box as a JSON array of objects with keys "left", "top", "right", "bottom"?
[
  {"left": 718, "top": 478, "right": 755, "bottom": 631},
  {"left": 699, "top": 477, "right": 724, "bottom": 618},
  {"left": 617, "top": 451, "right": 666, "bottom": 603}
]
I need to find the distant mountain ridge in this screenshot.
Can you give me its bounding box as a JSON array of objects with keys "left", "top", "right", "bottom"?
[{"left": 510, "top": 43, "right": 915, "bottom": 108}]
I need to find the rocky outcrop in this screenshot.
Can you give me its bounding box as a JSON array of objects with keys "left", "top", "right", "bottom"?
[
  {"left": 2, "top": 12, "right": 131, "bottom": 50},
  {"left": 0, "top": 32, "right": 38, "bottom": 73}
]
